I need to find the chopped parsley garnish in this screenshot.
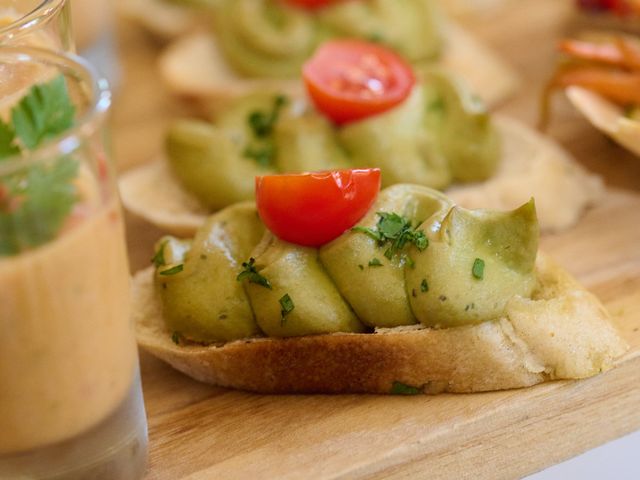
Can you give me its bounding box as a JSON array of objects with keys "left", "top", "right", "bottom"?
[
  {"left": 171, "top": 331, "right": 181, "bottom": 345},
  {"left": 243, "top": 95, "right": 287, "bottom": 167},
  {"left": 352, "top": 212, "right": 428, "bottom": 263},
  {"left": 368, "top": 258, "right": 383, "bottom": 267},
  {"left": 420, "top": 279, "right": 429, "bottom": 293},
  {"left": 151, "top": 241, "right": 167, "bottom": 267},
  {"left": 247, "top": 95, "right": 287, "bottom": 138},
  {"left": 243, "top": 144, "right": 275, "bottom": 167},
  {"left": 236, "top": 257, "right": 272, "bottom": 289},
  {"left": 427, "top": 97, "right": 446, "bottom": 114},
  {"left": 390, "top": 381, "right": 422, "bottom": 395},
  {"left": 159, "top": 264, "right": 184, "bottom": 276},
  {"left": 279, "top": 293, "right": 295, "bottom": 325},
  {"left": 0, "top": 75, "right": 78, "bottom": 256},
  {"left": 472, "top": 258, "right": 485, "bottom": 280}
]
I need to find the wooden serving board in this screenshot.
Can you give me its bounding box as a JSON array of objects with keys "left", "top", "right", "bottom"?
[{"left": 111, "top": 0, "right": 640, "bottom": 478}]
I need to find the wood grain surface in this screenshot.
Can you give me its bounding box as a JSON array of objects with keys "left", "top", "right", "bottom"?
[{"left": 111, "top": 0, "right": 640, "bottom": 478}]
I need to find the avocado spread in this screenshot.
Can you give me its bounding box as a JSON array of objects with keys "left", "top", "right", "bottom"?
[
  {"left": 211, "top": 0, "right": 442, "bottom": 78},
  {"left": 167, "top": 70, "right": 499, "bottom": 210},
  {"left": 153, "top": 185, "right": 539, "bottom": 343}
]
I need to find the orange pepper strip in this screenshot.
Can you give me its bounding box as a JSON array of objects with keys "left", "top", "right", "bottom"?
[
  {"left": 559, "top": 38, "right": 640, "bottom": 71},
  {"left": 550, "top": 67, "right": 640, "bottom": 105}
]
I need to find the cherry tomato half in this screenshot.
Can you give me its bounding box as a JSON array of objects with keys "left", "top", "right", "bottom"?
[
  {"left": 284, "top": 0, "right": 338, "bottom": 9},
  {"left": 302, "top": 40, "right": 416, "bottom": 124},
  {"left": 255, "top": 168, "right": 381, "bottom": 247}
]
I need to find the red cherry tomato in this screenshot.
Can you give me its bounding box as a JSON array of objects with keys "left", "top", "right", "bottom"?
[
  {"left": 302, "top": 40, "right": 416, "bottom": 124},
  {"left": 284, "top": 0, "right": 338, "bottom": 9},
  {"left": 255, "top": 168, "right": 381, "bottom": 247}
]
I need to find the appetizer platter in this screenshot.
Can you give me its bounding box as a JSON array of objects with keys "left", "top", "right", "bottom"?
[
  {"left": 108, "top": 0, "right": 640, "bottom": 478},
  {"left": 117, "top": 0, "right": 520, "bottom": 107}
]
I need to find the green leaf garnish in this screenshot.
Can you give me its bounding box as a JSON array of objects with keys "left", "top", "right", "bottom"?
[
  {"left": 352, "top": 212, "right": 428, "bottom": 263},
  {"left": 247, "top": 95, "right": 288, "bottom": 138},
  {"left": 11, "top": 75, "right": 75, "bottom": 150},
  {"left": 420, "top": 279, "right": 429, "bottom": 293},
  {"left": 368, "top": 258, "right": 383, "bottom": 267},
  {"left": 0, "top": 120, "right": 19, "bottom": 159},
  {"left": 159, "top": 264, "right": 184, "bottom": 276},
  {"left": 390, "top": 381, "right": 422, "bottom": 395},
  {"left": 171, "top": 331, "right": 181, "bottom": 345},
  {"left": 243, "top": 143, "right": 276, "bottom": 167},
  {"left": 237, "top": 257, "right": 272, "bottom": 289},
  {"left": 151, "top": 241, "right": 167, "bottom": 267},
  {"left": 0, "top": 156, "right": 78, "bottom": 255},
  {"left": 279, "top": 293, "right": 294, "bottom": 325},
  {"left": 472, "top": 258, "right": 485, "bottom": 280},
  {"left": 0, "top": 75, "right": 78, "bottom": 256}
]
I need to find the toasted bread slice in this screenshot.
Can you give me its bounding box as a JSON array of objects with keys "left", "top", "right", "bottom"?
[
  {"left": 119, "top": 115, "right": 603, "bottom": 235},
  {"left": 133, "top": 254, "right": 628, "bottom": 394},
  {"left": 116, "top": 0, "right": 202, "bottom": 40},
  {"left": 158, "top": 21, "right": 519, "bottom": 107},
  {"left": 566, "top": 86, "right": 640, "bottom": 157}
]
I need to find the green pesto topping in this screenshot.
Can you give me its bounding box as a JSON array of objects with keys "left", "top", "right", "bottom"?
[
  {"left": 159, "top": 264, "right": 184, "bottom": 276},
  {"left": 237, "top": 257, "right": 272, "bottom": 289},
  {"left": 390, "top": 381, "right": 422, "bottom": 395},
  {"left": 472, "top": 258, "right": 485, "bottom": 280},
  {"left": 352, "top": 212, "right": 428, "bottom": 262}
]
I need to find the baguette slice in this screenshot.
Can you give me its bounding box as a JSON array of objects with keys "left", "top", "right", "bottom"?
[
  {"left": 133, "top": 254, "right": 628, "bottom": 394},
  {"left": 119, "top": 115, "right": 603, "bottom": 235},
  {"left": 158, "top": 22, "right": 519, "bottom": 107},
  {"left": 566, "top": 86, "right": 640, "bottom": 157},
  {"left": 116, "top": 0, "right": 202, "bottom": 40}
]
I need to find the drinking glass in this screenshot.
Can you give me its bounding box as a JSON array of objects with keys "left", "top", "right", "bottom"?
[
  {"left": 0, "top": 0, "right": 72, "bottom": 51},
  {"left": 0, "top": 47, "right": 147, "bottom": 479}
]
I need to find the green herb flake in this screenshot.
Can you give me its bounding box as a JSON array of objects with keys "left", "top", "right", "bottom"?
[
  {"left": 420, "top": 279, "right": 429, "bottom": 293},
  {"left": 247, "top": 95, "right": 288, "bottom": 138},
  {"left": 352, "top": 211, "right": 428, "bottom": 263},
  {"left": 159, "top": 264, "right": 184, "bottom": 276},
  {"left": 472, "top": 258, "right": 485, "bottom": 280},
  {"left": 243, "top": 143, "right": 276, "bottom": 167},
  {"left": 358, "top": 264, "right": 364, "bottom": 271},
  {"left": 427, "top": 97, "right": 446, "bottom": 115},
  {"left": 151, "top": 241, "right": 167, "bottom": 267},
  {"left": 237, "top": 257, "right": 272, "bottom": 289},
  {"left": 390, "top": 381, "right": 422, "bottom": 395},
  {"left": 368, "top": 258, "right": 383, "bottom": 267},
  {"left": 171, "top": 331, "right": 181, "bottom": 345},
  {"left": 279, "top": 293, "right": 295, "bottom": 325}
]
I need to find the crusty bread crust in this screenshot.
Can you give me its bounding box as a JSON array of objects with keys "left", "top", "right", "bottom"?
[
  {"left": 133, "top": 254, "right": 628, "bottom": 394},
  {"left": 566, "top": 86, "right": 640, "bottom": 157},
  {"left": 116, "top": 0, "right": 202, "bottom": 40},
  {"left": 119, "top": 115, "right": 603, "bottom": 236},
  {"left": 158, "top": 22, "right": 519, "bottom": 107}
]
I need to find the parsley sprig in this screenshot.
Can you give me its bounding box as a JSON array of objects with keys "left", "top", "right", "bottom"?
[
  {"left": 352, "top": 212, "right": 429, "bottom": 262},
  {"left": 0, "top": 75, "right": 78, "bottom": 256},
  {"left": 242, "top": 95, "right": 287, "bottom": 168},
  {"left": 237, "top": 257, "right": 272, "bottom": 289}
]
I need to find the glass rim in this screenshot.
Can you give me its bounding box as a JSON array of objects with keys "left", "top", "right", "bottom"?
[
  {"left": 0, "top": 46, "right": 111, "bottom": 176},
  {"left": 0, "top": 0, "right": 67, "bottom": 41}
]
